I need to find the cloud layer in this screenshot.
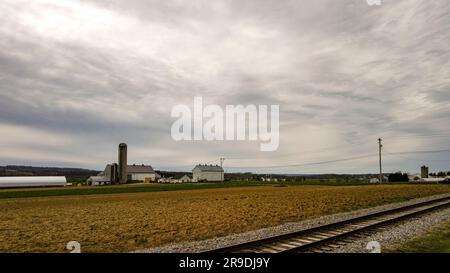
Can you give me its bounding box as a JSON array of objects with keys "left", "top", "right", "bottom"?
[{"left": 1, "top": 0, "right": 449, "bottom": 173}]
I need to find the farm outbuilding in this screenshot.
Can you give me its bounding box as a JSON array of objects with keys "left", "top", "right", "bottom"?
[
  {"left": 86, "top": 176, "right": 111, "bottom": 186},
  {"left": 192, "top": 164, "right": 224, "bottom": 182},
  {"left": 369, "top": 178, "right": 380, "bottom": 183},
  {"left": 179, "top": 174, "right": 192, "bottom": 183},
  {"left": 93, "top": 163, "right": 157, "bottom": 183},
  {"left": 0, "top": 176, "right": 67, "bottom": 188}
]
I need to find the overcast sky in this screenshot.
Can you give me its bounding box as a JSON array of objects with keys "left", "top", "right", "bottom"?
[{"left": 1, "top": 0, "right": 449, "bottom": 174}]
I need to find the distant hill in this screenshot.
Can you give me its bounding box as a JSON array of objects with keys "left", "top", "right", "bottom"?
[{"left": 0, "top": 165, "right": 99, "bottom": 182}]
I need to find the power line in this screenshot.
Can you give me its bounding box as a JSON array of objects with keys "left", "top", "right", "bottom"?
[
  {"left": 226, "top": 154, "right": 378, "bottom": 169},
  {"left": 224, "top": 148, "right": 450, "bottom": 170},
  {"left": 162, "top": 135, "right": 450, "bottom": 172},
  {"left": 386, "top": 149, "right": 450, "bottom": 155},
  {"left": 385, "top": 152, "right": 450, "bottom": 162},
  {"left": 378, "top": 138, "right": 383, "bottom": 183},
  {"left": 220, "top": 157, "right": 225, "bottom": 181},
  {"left": 223, "top": 132, "right": 450, "bottom": 162},
  {"left": 391, "top": 134, "right": 450, "bottom": 139},
  {"left": 224, "top": 142, "right": 359, "bottom": 160}
]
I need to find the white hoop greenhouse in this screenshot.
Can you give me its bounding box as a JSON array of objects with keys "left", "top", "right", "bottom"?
[{"left": 0, "top": 176, "right": 67, "bottom": 188}]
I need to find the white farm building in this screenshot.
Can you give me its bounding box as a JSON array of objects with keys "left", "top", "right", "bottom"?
[
  {"left": 179, "top": 174, "right": 192, "bottom": 183},
  {"left": 92, "top": 164, "right": 157, "bottom": 184},
  {"left": 86, "top": 176, "right": 111, "bottom": 186},
  {"left": 192, "top": 164, "right": 224, "bottom": 182},
  {"left": 127, "top": 164, "right": 157, "bottom": 182},
  {"left": 0, "top": 176, "right": 67, "bottom": 188}
]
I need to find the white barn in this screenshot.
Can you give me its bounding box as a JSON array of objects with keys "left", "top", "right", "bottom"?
[
  {"left": 192, "top": 164, "right": 224, "bottom": 182},
  {"left": 86, "top": 176, "right": 111, "bottom": 186},
  {"left": 92, "top": 164, "right": 157, "bottom": 184},
  {"left": 127, "top": 164, "right": 156, "bottom": 182}
]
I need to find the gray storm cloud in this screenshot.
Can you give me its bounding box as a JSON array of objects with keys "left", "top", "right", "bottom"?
[{"left": 0, "top": 0, "right": 449, "bottom": 173}]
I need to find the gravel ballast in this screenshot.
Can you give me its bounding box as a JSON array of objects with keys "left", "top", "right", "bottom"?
[
  {"left": 135, "top": 193, "right": 450, "bottom": 253},
  {"left": 332, "top": 206, "right": 450, "bottom": 253}
]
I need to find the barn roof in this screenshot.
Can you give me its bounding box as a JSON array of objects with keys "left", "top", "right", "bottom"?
[
  {"left": 193, "top": 164, "right": 224, "bottom": 172},
  {"left": 102, "top": 164, "right": 155, "bottom": 175},
  {"left": 127, "top": 165, "right": 155, "bottom": 173},
  {"left": 173, "top": 173, "right": 192, "bottom": 179}
]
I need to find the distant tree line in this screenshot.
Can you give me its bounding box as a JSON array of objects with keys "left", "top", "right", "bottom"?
[
  {"left": 429, "top": 171, "right": 450, "bottom": 177},
  {"left": 388, "top": 172, "right": 409, "bottom": 182}
]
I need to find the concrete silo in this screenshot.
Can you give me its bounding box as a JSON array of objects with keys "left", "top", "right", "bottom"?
[
  {"left": 421, "top": 166, "right": 429, "bottom": 179},
  {"left": 118, "top": 143, "right": 128, "bottom": 184},
  {"left": 111, "top": 163, "right": 119, "bottom": 184}
]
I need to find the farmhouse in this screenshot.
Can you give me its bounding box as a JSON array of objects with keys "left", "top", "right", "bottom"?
[
  {"left": 179, "top": 174, "right": 192, "bottom": 183},
  {"left": 173, "top": 174, "right": 192, "bottom": 183},
  {"left": 192, "top": 164, "right": 224, "bottom": 182}
]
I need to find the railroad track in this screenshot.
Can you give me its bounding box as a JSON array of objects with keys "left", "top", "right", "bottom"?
[{"left": 204, "top": 195, "right": 450, "bottom": 253}]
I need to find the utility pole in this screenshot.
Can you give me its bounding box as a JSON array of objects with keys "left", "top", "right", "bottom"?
[
  {"left": 220, "top": 157, "right": 225, "bottom": 181},
  {"left": 378, "top": 138, "right": 383, "bottom": 183}
]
